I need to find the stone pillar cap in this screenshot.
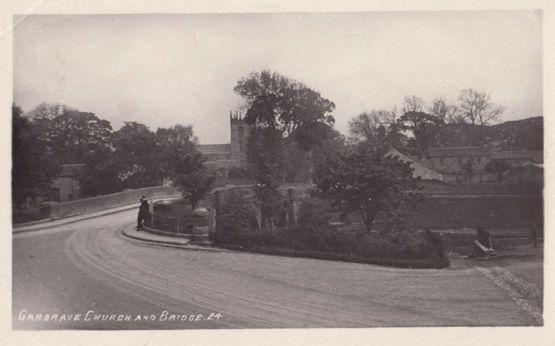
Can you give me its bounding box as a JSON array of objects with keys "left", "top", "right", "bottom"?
[{"left": 192, "top": 208, "right": 209, "bottom": 217}]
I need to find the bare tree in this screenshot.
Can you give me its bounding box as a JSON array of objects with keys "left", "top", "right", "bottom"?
[
  {"left": 457, "top": 89, "right": 504, "bottom": 126},
  {"left": 348, "top": 109, "right": 399, "bottom": 160},
  {"left": 349, "top": 109, "right": 396, "bottom": 145},
  {"left": 430, "top": 97, "right": 459, "bottom": 124},
  {"left": 401, "top": 95, "right": 425, "bottom": 114}
]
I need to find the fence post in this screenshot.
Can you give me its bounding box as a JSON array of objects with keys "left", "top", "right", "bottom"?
[
  {"left": 149, "top": 202, "right": 154, "bottom": 228},
  {"left": 287, "top": 188, "right": 295, "bottom": 228},
  {"left": 214, "top": 190, "right": 221, "bottom": 234},
  {"left": 208, "top": 207, "right": 216, "bottom": 239}
]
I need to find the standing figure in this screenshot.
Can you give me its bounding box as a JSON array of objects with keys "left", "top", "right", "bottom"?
[{"left": 137, "top": 196, "right": 149, "bottom": 230}]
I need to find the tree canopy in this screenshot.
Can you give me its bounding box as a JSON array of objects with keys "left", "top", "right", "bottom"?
[
  {"left": 112, "top": 122, "right": 160, "bottom": 189},
  {"left": 170, "top": 152, "right": 214, "bottom": 209},
  {"left": 12, "top": 103, "right": 60, "bottom": 207},
  {"left": 234, "top": 70, "right": 337, "bottom": 223},
  {"left": 29, "top": 106, "right": 113, "bottom": 164},
  {"left": 156, "top": 125, "right": 197, "bottom": 176},
  {"left": 398, "top": 111, "right": 444, "bottom": 158},
  {"left": 234, "top": 70, "right": 335, "bottom": 147},
  {"left": 313, "top": 144, "right": 419, "bottom": 232}
]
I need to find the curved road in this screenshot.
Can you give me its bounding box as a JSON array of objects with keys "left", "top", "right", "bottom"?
[{"left": 13, "top": 209, "right": 542, "bottom": 329}]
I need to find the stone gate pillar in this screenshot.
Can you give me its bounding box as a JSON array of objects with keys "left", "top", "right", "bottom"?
[{"left": 191, "top": 208, "right": 211, "bottom": 246}]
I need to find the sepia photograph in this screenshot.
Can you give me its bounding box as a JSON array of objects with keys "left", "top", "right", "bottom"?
[{"left": 10, "top": 9, "right": 544, "bottom": 332}]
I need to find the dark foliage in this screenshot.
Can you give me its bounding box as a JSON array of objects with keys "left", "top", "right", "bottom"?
[
  {"left": 485, "top": 158, "right": 511, "bottom": 181},
  {"left": 214, "top": 190, "right": 259, "bottom": 240},
  {"left": 112, "top": 122, "right": 161, "bottom": 188},
  {"left": 313, "top": 144, "right": 421, "bottom": 232},
  {"left": 398, "top": 111, "right": 444, "bottom": 158},
  {"left": 214, "top": 193, "right": 448, "bottom": 269},
  {"left": 171, "top": 152, "right": 214, "bottom": 209},
  {"left": 235, "top": 70, "right": 337, "bottom": 218},
  {"left": 31, "top": 108, "right": 113, "bottom": 164},
  {"left": 433, "top": 117, "right": 543, "bottom": 151},
  {"left": 12, "top": 104, "right": 60, "bottom": 207}
]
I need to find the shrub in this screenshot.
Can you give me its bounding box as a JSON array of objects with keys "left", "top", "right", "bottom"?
[
  {"left": 215, "top": 190, "right": 259, "bottom": 243},
  {"left": 297, "top": 198, "right": 332, "bottom": 233},
  {"left": 227, "top": 166, "right": 253, "bottom": 179}
]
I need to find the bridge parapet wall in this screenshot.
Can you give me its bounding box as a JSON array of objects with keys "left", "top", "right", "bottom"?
[{"left": 45, "top": 186, "right": 181, "bottom": 219}]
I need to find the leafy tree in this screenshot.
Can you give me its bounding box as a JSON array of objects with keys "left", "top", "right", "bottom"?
[
  {"left": 311, "top": 125, "right": 347, "bottom": 174},
  {"left": 30, "top": 108, "right": 113, "bottom": 164},
  {"left": 234, "top": 70, "right": 335, "bottom": 141},
  {"left": 155, "top": 125, "right": 197, "bottom": 177},
  {"left": 12, "top": 103, "right": 60, "bottom": 207},
  {"left": 485, "top": 158, "right": 511, "bottom": 182},
  {"left": 77, "top": 145, "right": 122, "bottom": 197},
  {"left": 246, "top": 126, "right": 284, "bottom": 224},
  {"left": 234, "top": 70, "right": 336, "bottom": 221},
  {"left": 25, "top": 104, "right": 117, "bottom": 197},
  {"left": 154, "top": 124, "right": 213, "bottom": 209},
  {"left": 398, "top": 111, "right": 444, "bottom": 158},
  {"left": 313, "top": 144, "right": 419, "bottom": 233},
  {"left": 282, "top": 140, "right": 313, "bottom": 182},
  {"left": 170, "top": 152, "right": 214, "bottom": 209},
  {"left": 112, "top": 122, "right": 160, "bottom": 188}
]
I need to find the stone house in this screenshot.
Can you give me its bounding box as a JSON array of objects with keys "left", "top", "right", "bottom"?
[
  {"left": 385, "top": 148, "right": 444, "bottom": 181},
  {"left": 386, "top": 146, "right": 543, "bottom": 184},
  {"left": 422, "top": 147, "right": 492, "bottom": 183},
  {"left": 51, "top": 163, "right": 84, "bottom": 202}
]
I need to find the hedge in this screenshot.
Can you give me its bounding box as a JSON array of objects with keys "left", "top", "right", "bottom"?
[{"left": 214, "top": 191, "right": 450, "bottom": 269}]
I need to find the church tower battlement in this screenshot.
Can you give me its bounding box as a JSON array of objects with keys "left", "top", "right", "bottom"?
[{"left": 229, "top": 111, "right": 250, "bottom": 161}]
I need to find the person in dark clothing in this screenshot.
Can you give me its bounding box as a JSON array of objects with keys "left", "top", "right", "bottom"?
[{"left": 137, "top": 196, "right": 149, "bottom": 230}]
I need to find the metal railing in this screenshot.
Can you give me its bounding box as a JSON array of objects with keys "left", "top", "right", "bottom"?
[{"left": 146, "top": 213, "right": 193, "bottom": 235}]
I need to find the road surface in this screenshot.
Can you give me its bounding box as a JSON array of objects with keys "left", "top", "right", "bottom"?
[{"left": 13, "top": 209, "right": 543, "bottom": 329}]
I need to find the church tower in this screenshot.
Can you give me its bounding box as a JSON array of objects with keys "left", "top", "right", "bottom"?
[{"left": 229, "top": 111, "right": 250, "bottom": 161}]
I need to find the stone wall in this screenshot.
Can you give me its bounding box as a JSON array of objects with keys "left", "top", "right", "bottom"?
[{"left": 415, "top": 194, "right": 543, "bottom": 230}]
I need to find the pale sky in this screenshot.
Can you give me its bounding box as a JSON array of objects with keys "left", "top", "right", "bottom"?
[{"left": 13, "top": 11, "right": 542, "bottom": 144}]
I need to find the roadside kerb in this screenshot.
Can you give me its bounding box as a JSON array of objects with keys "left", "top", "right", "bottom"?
[{"left": 121, "top": 226, "right": 228, "bottom": 252}]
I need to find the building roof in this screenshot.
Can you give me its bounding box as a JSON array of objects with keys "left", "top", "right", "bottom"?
[
  {"left": 386, "top": 148, "right": 444, "bottom": 179},
  {"left": 58, "top": 163, "right": 84, "bottom": 177},
  {"left": 521, "top": 161, "right": 543, "bottom": 169},
  {"left": 492, "top": 150, "right": 543, "bottom": 163},
  {"left": 427, "top": 147, "right": 491, "bottom": 158},
  {"left": 197, "top": 144, "right": 231, "bottom": 155}
]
